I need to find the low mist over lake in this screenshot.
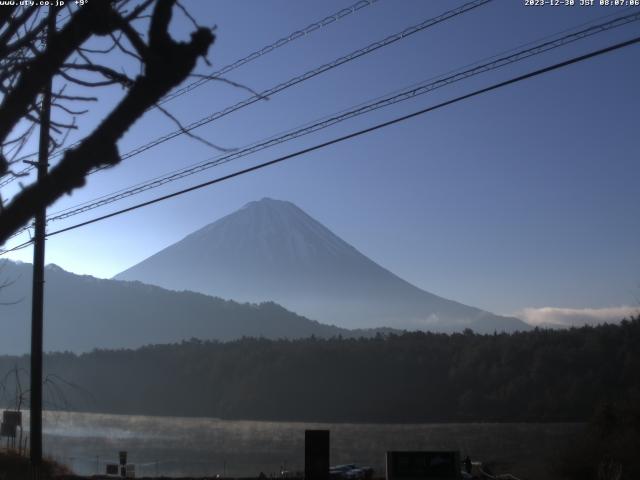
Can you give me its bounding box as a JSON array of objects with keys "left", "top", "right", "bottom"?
[{"left": 35, "top": 411, "right": 583, "bottom": 478}]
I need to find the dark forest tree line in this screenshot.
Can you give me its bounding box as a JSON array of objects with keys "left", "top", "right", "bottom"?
[{"left": 1, "top": 316, "right": 639, "bottom": 423}]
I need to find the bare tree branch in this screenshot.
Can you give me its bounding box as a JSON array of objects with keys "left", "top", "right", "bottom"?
[
  {"left": 0, "top": 0, "right": 215, "bottom": 244},
  {"left": 154, "top": 101, "right": 234, "bottom": 153},
  {"left": 0, "top": 2, "right": 120, "bottom": 143}
]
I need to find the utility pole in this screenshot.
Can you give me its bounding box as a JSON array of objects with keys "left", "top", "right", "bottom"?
[{"left": 29, "top": 6, "right": 55, "bottom": 477}]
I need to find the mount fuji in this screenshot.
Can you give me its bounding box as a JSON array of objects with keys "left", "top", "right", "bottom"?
[{"left": 115, "top": 198, "right": 528, "bottom": 333}]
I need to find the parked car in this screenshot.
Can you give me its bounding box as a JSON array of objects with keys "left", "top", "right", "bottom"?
[{"left": 329, "top": 464, "right": 373, "bottom": 480}]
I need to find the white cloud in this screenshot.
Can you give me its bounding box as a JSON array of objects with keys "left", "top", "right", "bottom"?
[{"left": 519, "top": 305, "right": 639, "bottom": 328}]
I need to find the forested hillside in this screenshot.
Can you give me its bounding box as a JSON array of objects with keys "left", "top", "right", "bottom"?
[
  {"left": 1, "top": 317, "right": 638, "bottom": 422},
  {"left": 0, "top": 260, "right": 351, "bottom": 354}
]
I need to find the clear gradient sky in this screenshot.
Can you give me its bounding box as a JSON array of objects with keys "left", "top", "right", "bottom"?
[{"left": 2, "top": 0, "right": 639, "bottom": 323}]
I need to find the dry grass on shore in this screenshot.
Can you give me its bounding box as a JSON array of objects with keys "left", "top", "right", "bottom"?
[{"left": 0, "top": 449, "right": 72, "bottom": 479}]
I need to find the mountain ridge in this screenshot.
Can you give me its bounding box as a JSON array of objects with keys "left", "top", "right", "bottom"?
[{"left": 0, "top": 259, "right": 365, "bottom": 354}]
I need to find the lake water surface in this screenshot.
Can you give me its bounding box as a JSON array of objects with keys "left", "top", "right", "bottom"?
[{"left": 27, "top": 411, "right": 584, "bottom": 478}]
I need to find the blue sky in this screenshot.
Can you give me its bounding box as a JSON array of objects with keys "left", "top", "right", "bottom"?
[{"left": 2, "top": 0, "right": 639, "bottom": 321}]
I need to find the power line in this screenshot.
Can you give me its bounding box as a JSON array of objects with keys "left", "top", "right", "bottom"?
[
  {"left": 0, "top": 239, "right": 33, "bottom": 254},
  {"left": 3, "top": 33, "right": 638, "bottom": 254},
  {"left": 26, "top": 10, "right": 640, "bottom": 231},
  {"left": 90, "top": 0, "right": 492, "bottom": 172},
  {"left": 0, "top": 0, "right": 494, "bottom": 212},
  {"left": 158, "top": 0, "right": 380, "bottom": 106},
  {"left": 7, "top": 8, "right": 637, "bottom": 242},
  {"left": 45, "top": 7, "right": 640, "bottom": 218},
  {"left": 3, "top": 0, "right": 494, "bottom": 242},
  {"left": 0, "top": 0, "right": 380, "bottom": 187}
]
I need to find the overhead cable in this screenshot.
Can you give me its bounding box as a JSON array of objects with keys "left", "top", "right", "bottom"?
[
  {"left": 33, "top": 10, "right": 640, "bottom": 229},
  {"left": 0, "top": 0, "right": 381, "bottom": 187},
  {"left": 3, "top": 33, "right": 638, "bottom": 254}
]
